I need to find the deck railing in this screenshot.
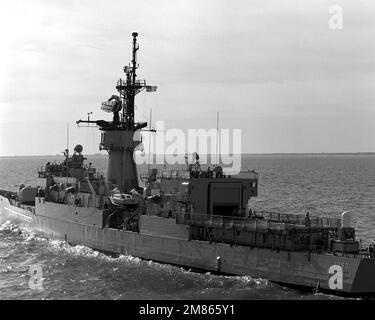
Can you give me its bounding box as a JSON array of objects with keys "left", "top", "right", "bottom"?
[
  {"left": 254, "top": 211, "right": 341, "bottom": 228},
  {"left": 176, "top": 211, "right": 342, "bottom": 231},
  {"left": 139, "top": 169, "right": 259, "bottom": 181}
]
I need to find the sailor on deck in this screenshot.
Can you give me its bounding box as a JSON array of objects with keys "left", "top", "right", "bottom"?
[
  {"left": 369, "top": 243, "right": 374, "bottom": 258},
  {"left": 305, "top": 212, "right": 311, "bottom": 228}
]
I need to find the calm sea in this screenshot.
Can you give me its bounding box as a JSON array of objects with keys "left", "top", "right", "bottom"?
[{"left": 0, "top": 154, "right": 374, "bottom": 300}]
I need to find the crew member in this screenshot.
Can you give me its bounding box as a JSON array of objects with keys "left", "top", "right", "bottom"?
[
  {"left": 248, "top": 208, "right": 254, "bottom": 218},
  {"left": 207, "top": 166, "right": 212, "bottom": 178},
  {"left": 369, "top": 243, "right": 374, "bottom": 258},
  {"left": 305, "top": 212, "right": 311, "bottom": 228}
]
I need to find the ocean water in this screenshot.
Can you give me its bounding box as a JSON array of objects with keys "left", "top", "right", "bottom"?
[{"left": 0, "top": 154, "right": 374, "bottom": 300}]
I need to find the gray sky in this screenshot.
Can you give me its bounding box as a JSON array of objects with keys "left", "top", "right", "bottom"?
[{"left": 0, "top": 0, "right": 374, "bottom": 156}]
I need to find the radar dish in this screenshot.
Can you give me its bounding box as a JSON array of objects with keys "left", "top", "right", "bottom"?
[
  {"left": 101, "top": 101, "right": 122, "bottom": 113},
  {"left": 101, "top": 100, "right": 117, "bottom": 113},
  {"left": 74, "top": 144, "right": 83, "bottom": 154}
]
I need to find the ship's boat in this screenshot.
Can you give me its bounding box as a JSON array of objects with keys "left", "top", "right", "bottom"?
[
  {"left": 111, "top": 193, "right": 138, "bottom": 206},
  {"left": 1, "top": 32, "right": 375, "bottom": 296}
]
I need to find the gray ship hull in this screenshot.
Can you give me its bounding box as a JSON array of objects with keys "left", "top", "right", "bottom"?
[{"left": 1, "top": 194, "right": 375, "bottom": 295}]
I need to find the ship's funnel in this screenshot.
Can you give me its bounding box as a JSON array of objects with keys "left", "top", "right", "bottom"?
[{"left": 341, "top": 211, "right": 351, "bottom": 228}]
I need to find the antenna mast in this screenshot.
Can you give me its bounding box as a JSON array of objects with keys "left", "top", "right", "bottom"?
[
  {"left": 148, "top": 109, "right": 152, "bottom": 172},
  {"left": 66, "top": 122, "right": 69, "bottom": 184},
  {"left": 67, "top": 122, "right": 69, "bottom": 152},
  {"left": 216, "top": 112, "right": 219, "bottom": 165},
  {"left": 75, "top": 32, "right": 158, "bottom": 192}
]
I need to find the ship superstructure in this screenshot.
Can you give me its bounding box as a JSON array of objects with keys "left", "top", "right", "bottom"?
[
  {"left": 77, "top": 32, "right": 151, "bottom": 192},
  {"left": 1, "top": 33, "right": 375, "bottom": 296}
]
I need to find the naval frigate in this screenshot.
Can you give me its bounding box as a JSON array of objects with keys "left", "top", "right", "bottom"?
[{"left": 1, "top": 32, "right": 375, "bottom": 296}]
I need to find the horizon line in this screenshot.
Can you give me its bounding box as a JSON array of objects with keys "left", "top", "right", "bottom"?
[{"left": 1, "top": 152, "right": 375, "bottom": 158}]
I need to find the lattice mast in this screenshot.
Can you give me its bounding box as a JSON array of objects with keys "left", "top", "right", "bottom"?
[{"left": 77, "top": 32, "right": 157, "bottom": 192}]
